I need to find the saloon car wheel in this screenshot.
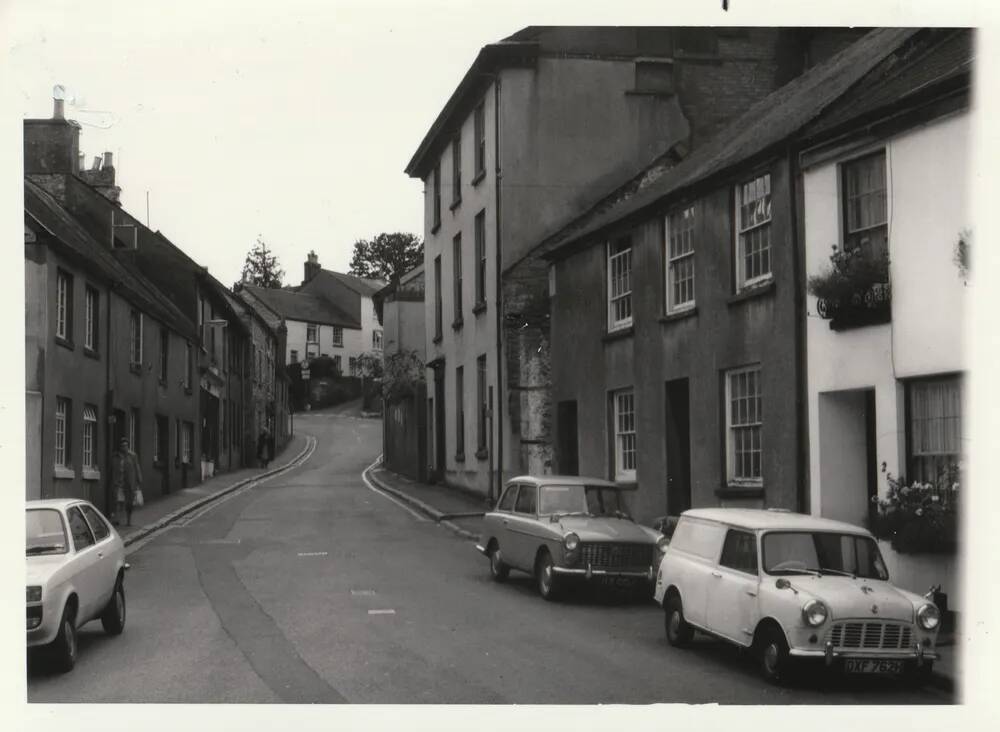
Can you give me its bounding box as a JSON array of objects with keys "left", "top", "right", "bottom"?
[
  {"left": 488, "top": 545, "right": 510, "bottom": 582},
  {"left": 536, "top": 551, "right": 561, "bottom": 601},
  {"left": 757, "top": 626, "right": 790, "bottom": 684},
  {"left": 51, "top": 604, "right": 78, "bottom": 673},
  {"left": 101, "top": 579, "right": 126, "bottom": 635},
  {"left": 664, "top": 595, "right": 693, "bottom": 647}
]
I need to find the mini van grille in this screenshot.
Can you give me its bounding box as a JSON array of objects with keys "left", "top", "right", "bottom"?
[
  {"left": 579, "top": 543, "right": 653, "bottom": 570},
  {"left": 827, "top": 621, "right": 912, "bottom": 650}
]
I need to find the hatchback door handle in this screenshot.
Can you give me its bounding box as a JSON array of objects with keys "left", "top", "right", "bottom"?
[
  {"left": 746, "top": 591, "right": 757, "bottom": 597},
  {"left": 711, "top": 571, "right": 722, "bottom": 578}
]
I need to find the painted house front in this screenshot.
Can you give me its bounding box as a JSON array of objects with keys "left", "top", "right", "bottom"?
[{"left": 800, "top": 29, "right": 971, "bottom": 607}]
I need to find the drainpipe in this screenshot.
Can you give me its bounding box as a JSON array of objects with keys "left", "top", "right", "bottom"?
[
  {"left": 788, "top": 145, "right": 809, "bottom": 514},
  {"left": 104, "top": 279, "right": 118, "bottom": 515},
  {"left": 493, "top": 75, "right": 504, "bottom": 504}
]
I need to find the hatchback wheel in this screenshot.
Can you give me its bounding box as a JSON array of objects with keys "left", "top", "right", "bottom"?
[
  {"left": 101, "top": 580, "right": 126, "bottom": 635},
  {"left": 50, "top": 604, "right": 78, "bottom": 673},
  {"left": 488, "top": 545, "right": 510, "bottom": 582},
  {"left": 536, "top": 551, "right": 561, "bottom": 601},
  {"left": 664, "top": 595, "right": 693, "bottom": 647}
]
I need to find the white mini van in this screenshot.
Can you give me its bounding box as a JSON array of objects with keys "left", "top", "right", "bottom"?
[{"left": 653, "top": 508, "right": 941, "bottom": 684}]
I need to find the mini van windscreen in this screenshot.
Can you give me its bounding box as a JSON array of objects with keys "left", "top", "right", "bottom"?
[
  {"left": 762, "top": 532, "right": 888, "bottom": 580},
  {"left": 26, "top": 509, "right": 69, "bottom": 555}
]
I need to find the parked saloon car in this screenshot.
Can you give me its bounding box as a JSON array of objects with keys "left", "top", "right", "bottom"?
[
  {"left": 26, "top": 499, "right": 129, "bottom": 671},
  {"left": 653, "top": 509, "right": 941, "bottom": 684},
  {"left": 476, "top": 476, "right": 665, "bottom": 600}
]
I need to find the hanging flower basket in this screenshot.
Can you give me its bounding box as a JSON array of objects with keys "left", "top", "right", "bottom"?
[
  {"left": 870, "top": 473, "right": 959, "bottom": 554},
  {"left": 808, "top": 246, "right": 891, "bottom": 330}
]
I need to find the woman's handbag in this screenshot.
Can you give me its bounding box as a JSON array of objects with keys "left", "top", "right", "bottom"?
[{"left": 133, "top": 488, "right": 144, "bottom": 508}]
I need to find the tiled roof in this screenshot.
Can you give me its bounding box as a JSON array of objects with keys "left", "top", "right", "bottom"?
[
  {"left": 24, "top": 178, "right": 198, "bottom": 340},
  {"left": 537, "top": 27, "right": 920, "bottom": 262},
  {"left": 242, "top": 283, "right": 360, "bottom": 329}
]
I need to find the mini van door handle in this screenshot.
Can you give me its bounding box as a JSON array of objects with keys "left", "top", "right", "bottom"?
[{"left": 711, "top": 571, "right": 722, "bottom": 578}]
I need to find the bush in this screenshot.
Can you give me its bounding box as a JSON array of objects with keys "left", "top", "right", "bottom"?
[{"left": 870, "top": 472, "right": 959, "bottom": 554}]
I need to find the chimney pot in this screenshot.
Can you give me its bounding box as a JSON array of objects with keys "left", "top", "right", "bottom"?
[
  {"left": 91, "top": 156, "right": 103, "bottom": 170},
  {"left": 103, "top": 152, "right": 113, "bottom": 168},
  {"left": 53, "top": 98, "right": 65, "bottom": 119}
]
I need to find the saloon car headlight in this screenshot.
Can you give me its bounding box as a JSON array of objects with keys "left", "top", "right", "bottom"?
[
  {"left": 564, "top": 532, "right": 580, "bottom": 552},
  {"left": 801, "top": 599, "right": 828, "bottom": 626},
  {"left": 916, "top": 603, "right": 941, "bottom": 630},
  {"left": 26, "top": 586, "right": 41, "bottom": 603},
  {"left": 656, "top": 535, "right": 670, "bottom": 553}
]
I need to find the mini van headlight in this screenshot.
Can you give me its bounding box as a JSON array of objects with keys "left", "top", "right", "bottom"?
[
  {"left": 564, "top": 532, "right": 580, "bottom": 552},
  {"left": 26, "top": 586, "right": 41, "bottom": 603},
  {"left": 801, "top": 599, "right": 828, "bottom": 626},
  {"left": 916, "top": 603, "right": 941, "bottom": 630}
]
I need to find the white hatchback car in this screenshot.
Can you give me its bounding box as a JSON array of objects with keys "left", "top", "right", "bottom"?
[
  {"left": 26, "top": 499, "right": 129, "bottom": 672},
  {"left": 653, "top": 509, "right": 941, "bottom": 684}
]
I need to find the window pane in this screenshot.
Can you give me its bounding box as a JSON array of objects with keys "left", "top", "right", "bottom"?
[{"left": 67, "top": 507, "right": 95, "bottom": 550}]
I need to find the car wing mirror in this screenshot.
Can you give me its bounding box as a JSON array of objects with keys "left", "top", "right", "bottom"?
[{"left": 775, "top": 578, "right": 791, "bottom": 590}]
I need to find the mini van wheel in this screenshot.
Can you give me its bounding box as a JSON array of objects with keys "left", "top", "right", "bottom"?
[
  {"left": 757, "top": 625, "right": 790, "bottom": 684},
  {"left": 664, "top": 595, "right": 693, "bottom": 647}
]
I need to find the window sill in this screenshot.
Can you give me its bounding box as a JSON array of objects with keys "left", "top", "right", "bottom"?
[
  {"left": 472, "top": 301, "right": 487, "bottom": 316},
  {"left": 82, "top": 468, "right": 102, "bottom": 481},
  {"left": 83, "top": 347, "right": 99, "bottom": 360},
  {"left": 452, "top": 319, "right": 464, "bottom": 331},
  {"left": 716, "top": 484, "right": 764, "bottom": 499},
  {"left": 432, "top": 334, "right": 443, "bottom": 345},
  {"left": 602, "top": 325, "right": 634, "bottom": 342},
  {"left": 333, "top": 343, "right": 344, "bottom": 349},
  {"left": 471, "top": 170, "right": 486, "bottom": 187},
  {"left": 55, "top": 336, "right": 74, "bottom": 351},
  {"left": 450, "top": 197, "right": 462, "bottom": 212},
  {"left": 454, "top": 452, "right": 466, "bottom": 464},
  {"left": 53, "top": 466, "right": 75, "bottom": 480},
  {"left": 659, "top": 306, "right": 697, "bottom": 325},
  {"left": 614, "top": 480, "right": 638, "bottom": 489},
  {"left": 475, "top": 448, "right": 489, "bottom": 461},
  {"left": 129, "top": 363, "right": 143, "bottom": 375},
  {"left": 728, "top": 278, "right": 775, "bottom": 307}
]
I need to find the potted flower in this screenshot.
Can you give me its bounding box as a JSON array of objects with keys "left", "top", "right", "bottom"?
[
  {"left": 870, "top": 471, "right": 959, "bottom": 554},
  {"left": 808, "top": 245, "right": 891, "bottom": 330}
]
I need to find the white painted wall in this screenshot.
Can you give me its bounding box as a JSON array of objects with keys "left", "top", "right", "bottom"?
[
  {"left": 283, "top": 319, "right": 363, "bottom": 371},
  {"left": 804, "top": 111, "right": 970, "bottom": 606}
]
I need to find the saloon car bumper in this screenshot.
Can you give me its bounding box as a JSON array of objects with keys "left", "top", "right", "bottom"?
[{"left": 552, "top": 565, "right": 655, "bottom": 581}]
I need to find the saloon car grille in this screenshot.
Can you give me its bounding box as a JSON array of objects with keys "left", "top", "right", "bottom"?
[
  {"left": 579, "top": 542, "right": 653, "bottom": 570},
  {"left": 826, "top": 621, "right": 913, "bottom": 650}
]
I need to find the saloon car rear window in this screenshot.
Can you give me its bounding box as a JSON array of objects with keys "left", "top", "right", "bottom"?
[{"left": 26, "top": 509, "right": 68, "bottom": 555}]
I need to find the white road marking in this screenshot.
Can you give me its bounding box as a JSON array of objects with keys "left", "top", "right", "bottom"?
[
  {"left": 350, "top": 589, "right": 376, "bottom": 596},
  {"left": 297, "top": 551, "right": 328, "bottom": 557},
  {"left": 367, "top": 609, "right": 396, "bottom": 615},
  {"left": 361, "top": 455, "right": 430, "bottom": 522}
]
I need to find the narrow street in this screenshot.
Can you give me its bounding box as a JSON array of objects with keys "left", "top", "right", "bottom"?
[{"left": 27, "top": 414, "right": 955, "bottom": 704}]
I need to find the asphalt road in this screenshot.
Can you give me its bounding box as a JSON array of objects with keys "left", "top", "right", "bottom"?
[{"left": 27, "top": 413, "right": 954, "bottom": 704}]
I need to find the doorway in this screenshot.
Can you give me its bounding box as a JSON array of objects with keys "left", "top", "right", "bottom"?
[
  {"left": 817, "top": 388, "right": 877, "bottom": 527},
  {"left": 433, "top": 365, "right": 446, "bottom": 482},
  {"left": 664, "top": 378, "right": 692, "bottom": 515},
  {"left": 556, "top": 400, "right": 579, "bottom": 475}
]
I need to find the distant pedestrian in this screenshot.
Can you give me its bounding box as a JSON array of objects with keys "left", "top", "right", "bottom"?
[
  {"left": 111, "top": 438, "right": 143, "bottom": 527},
  {"left": 257, "top": 427, "right": 274, "bottom": 469}
]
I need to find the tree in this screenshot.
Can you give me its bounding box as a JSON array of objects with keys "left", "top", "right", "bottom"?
[
  {"left": 238, "top": 237, "right": 285, "bottom": 289},
  {"left": 348, "top": 232, "right": 423, "bottom": 284}
]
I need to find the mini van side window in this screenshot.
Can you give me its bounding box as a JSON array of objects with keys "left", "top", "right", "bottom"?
[
  {"left": 719, "top": 529, "right": 759, "bottom": 575},
  {"left": 498, "top": 485, "right": 518, "bottom": 512}
]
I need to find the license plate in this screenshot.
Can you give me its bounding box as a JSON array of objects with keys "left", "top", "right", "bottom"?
[
  {"left": 844, "top": 658, "right": 903, "bottom": 674},
  {"left": 599, "top": 576, "right": 634, "bottom": 588}
]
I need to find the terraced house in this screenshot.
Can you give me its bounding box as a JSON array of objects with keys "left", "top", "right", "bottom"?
[{"left": 408, "top": 25, "right": 868, "bottom": 500}]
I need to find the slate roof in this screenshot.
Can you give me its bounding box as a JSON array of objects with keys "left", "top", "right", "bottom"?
[
  {"left": 242, "top": 283, "right": 360, "bottom": 329},
  {"left": 24, "top": 178, "right": 198, "bottom": 340},
  {"left": 536, "top": 27, "right": 920, "bottom": 263},
  {"left": 320, "top": 270, "right": 385, "bottom": 297}
]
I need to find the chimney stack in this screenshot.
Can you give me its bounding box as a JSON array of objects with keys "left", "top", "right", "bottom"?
[
  {"left": 103, "top": 152, "right": 113, "bottom": 168},
  {"left": 23, "top": 85, "right": 81, "bottom": 177},
  {"left": 304, "top": 251, "right": 321, "bottom": 284}
]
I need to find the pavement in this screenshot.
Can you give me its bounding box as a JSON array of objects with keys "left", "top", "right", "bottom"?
[{"left": 366, "top": 462, "right": 961, "bottom": 696}]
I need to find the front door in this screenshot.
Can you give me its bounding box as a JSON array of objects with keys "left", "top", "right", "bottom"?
[
  {"left": 433, "top": 366, "right": 446, "bottom": 482},
  {"left": 706, "top": 529, "right": 761, "bottom": 645}
]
